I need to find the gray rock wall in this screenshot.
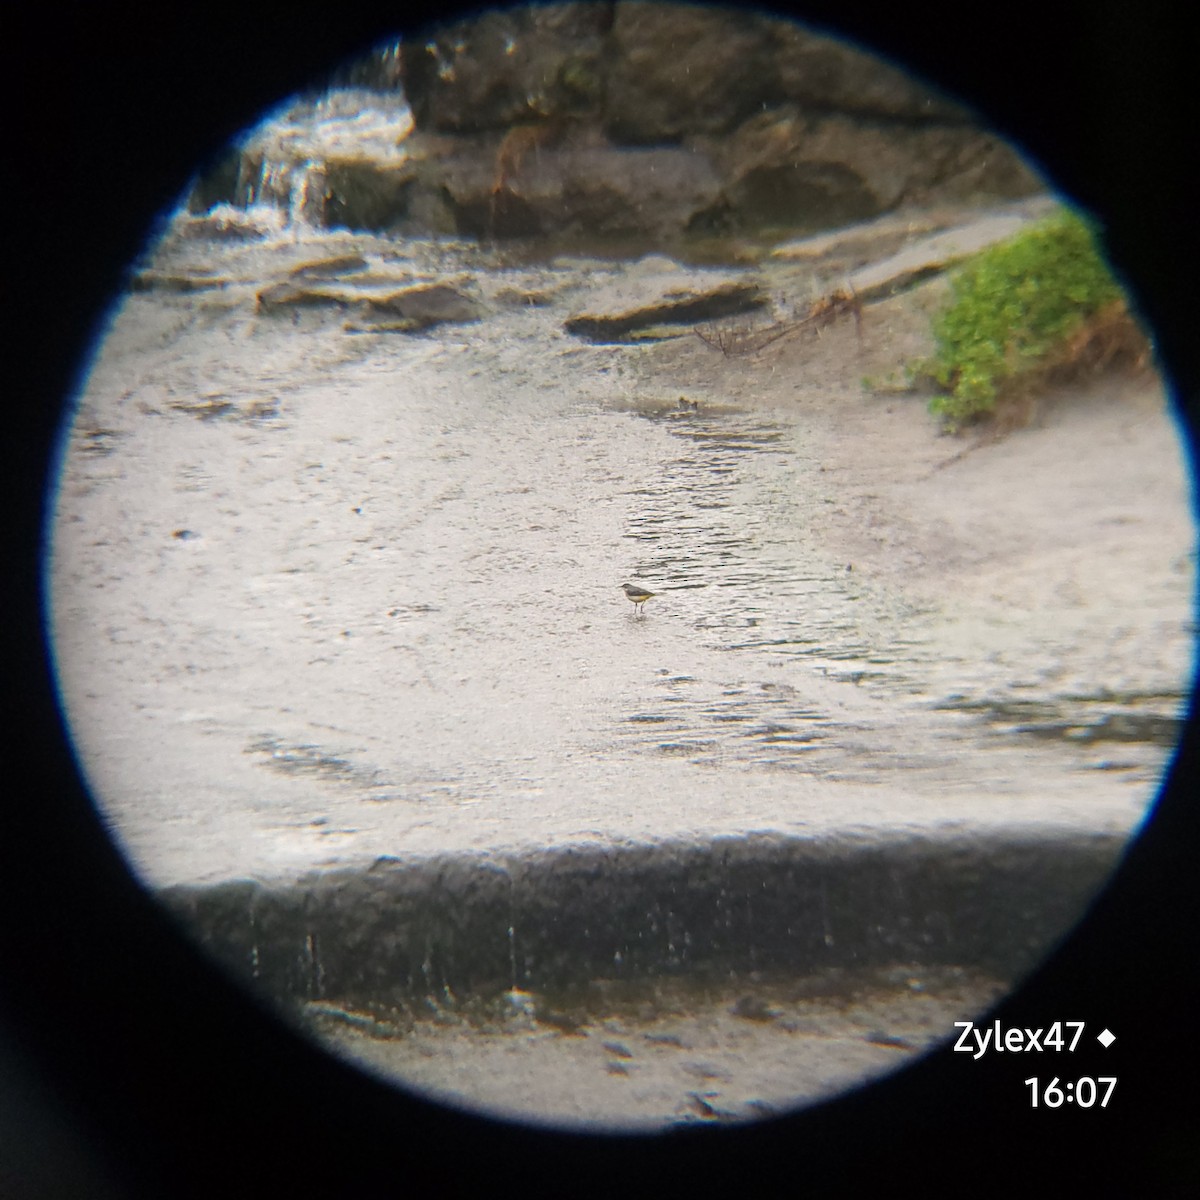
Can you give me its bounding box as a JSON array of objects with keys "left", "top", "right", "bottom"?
[
  {"left": 379, "top": 2, "right": 1039, "bottom": 244},
  {"left": 191, "top": 3, "right": 1042, "bottom": 248},
  {"left": 403, "top": 3, "right": 968, "bottom": 138}
]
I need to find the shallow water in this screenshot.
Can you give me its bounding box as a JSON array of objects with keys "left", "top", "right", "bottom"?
[{"left": 46, "top": 205, "right": 1191, "bottom": 888}]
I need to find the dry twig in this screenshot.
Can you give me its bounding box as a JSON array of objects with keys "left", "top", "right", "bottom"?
[{"left": 695, "top": 286, "right": 863, "bottom": 357}]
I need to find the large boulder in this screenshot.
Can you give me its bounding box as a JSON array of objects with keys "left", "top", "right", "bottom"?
[
  {"left": 697, "top": 107, "right": 1035, "bottom": 235},
  {"left": 432, "top": 138, "right": 725, "bottom": 240}
]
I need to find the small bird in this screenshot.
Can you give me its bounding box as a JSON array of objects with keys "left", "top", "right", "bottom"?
[{"left": 620, "top": 582, "right": 655, "bottom": 615}]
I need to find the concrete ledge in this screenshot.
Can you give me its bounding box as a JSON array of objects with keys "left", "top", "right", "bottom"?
[{"left": 160, "top": 828, "right": 1127, "bottom": 1008}]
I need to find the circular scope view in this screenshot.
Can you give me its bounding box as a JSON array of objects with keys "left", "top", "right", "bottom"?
[{"left": 45, "top": 3, "right": 1194, "bottom": 1131}]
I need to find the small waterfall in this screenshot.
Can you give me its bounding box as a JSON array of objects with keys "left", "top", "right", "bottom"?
[
  {"left": 243, "top": 153, "right": 292, "bottom": 208},
  {"left": 288, "top": 160, "right": 328, "bottom": 230},
  {"left": 186, "top": 84, "right": 413, "bottom": 233}
]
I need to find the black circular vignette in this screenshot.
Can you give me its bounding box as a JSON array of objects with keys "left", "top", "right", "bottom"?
[{"left": 3, "top": 2, "right": 1196, "bottom": 1195}]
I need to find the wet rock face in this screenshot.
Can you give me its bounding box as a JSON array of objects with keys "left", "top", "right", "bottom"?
[
  {"left": 401, "top": 3, "right": 614, "bottom": 133},
  {"left": 394, "top": 3, "right": 1039, "bottom": 245},
  {"left": 404, "top": 3, "right": 968, "bottom": 140},
  {"left": 443, "top": 142, "right": 725, "bottom": 241},
  {"left": 322, "top": 159, "right": 416, "bottom": 232},
  {"left": 602, "top": 3, "right": 782, "bottom": 143}
]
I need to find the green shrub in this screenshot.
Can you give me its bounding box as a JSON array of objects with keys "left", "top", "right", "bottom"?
[{"left": 923, "top": 209, "right": 1123, "bottom": 429}]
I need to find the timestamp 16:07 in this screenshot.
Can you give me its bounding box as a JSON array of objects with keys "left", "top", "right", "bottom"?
[{"left": 1025, "top": 1077, "right": 1117, "bottom": 1108}]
